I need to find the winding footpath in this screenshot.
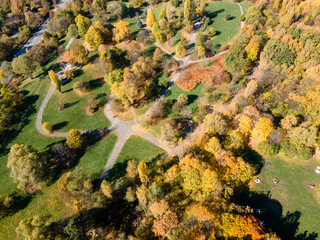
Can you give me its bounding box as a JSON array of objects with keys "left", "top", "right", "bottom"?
[{"left": 35, "top": 2, "right": 246, "bottom": 181}]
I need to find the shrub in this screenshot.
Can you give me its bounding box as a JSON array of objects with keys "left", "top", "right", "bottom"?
[
  {"left": 73, "top": 79, "right": 90, "bottom": 93},
  {"left": 42, "top": 122, "right": 53, "bottom": 133},
  {"left": 257, "top": 141, "right": 279, "bottom": 156},
  {"left": 225, "top": 14, "right": 232, "bottom": 21},
  {"left": 297, "top": 147, "right": 313, "bottom": 160}
]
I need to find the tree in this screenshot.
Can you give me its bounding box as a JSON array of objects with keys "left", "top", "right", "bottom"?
[
  {"left": 136, "top": 185, "right": 148, "bottom": 208},
  {"left": 251, "top": 117, "right": 274, "bottom": 142},
  {"left": 183, "top": 168, "right": 202, "bottom": 192},
  {"left": 68, "top": 24, "right": 78, "bottom": 37},
  {"left": 184, "top": 0, "right": 195, "bottom": 22},
  {"left": 152, "top": 211, "right": 178, "bottom": 237},
  {"left": 175, "top": 43, "right": 188, "bottom": 58},
  {"left": 205, "top": 137, "right": 221, "bottom": 155},
  {"left": 201, "top": 169, "right": 220, "bottom": 195},
  {"left": 138, "top": 161, "right": 149, "bottom": 184},
  {"left": 12, "top": 55, "right": 37, "bottom": 77},
  {"left": 289, "top": 125, "right": 317, "bottom": 150},
  {"left": 42, "top": 122, "right": 53, "bottom": 133},
  {"left": 147, "top": 11, "right": 156, "bottom": 27},
  {"left": 203, "top": 112, "right": 228, "bottom": 135},
  {"left": 113, "top": 21, "right": 131, "bottom": 42},
  {"left": 245, "top": 35, "right": 263, "bottom": 63},
  {"left": 71, "top": 44, "right": 88, "bottom": 65},
  {"left": 85, "top": 22, "right": 111, "bottom": 49},
  {"left": 16, "top": 215, "right": 52, "bottom": 240},
  {"left": 150, "top": 199, "right": 169, "bottom": 218},
  {"left": 7, "top": 144, "right": 48, "bottom": 191},
  {"left": 48, "top": 70, "right": 62, "bottom": 92},
  {"left": 101, "top": 180, "right": 113, "bottom": 199},
  {"left": 66, "top": 129, "right": 84, "bottom": 149},
  {"left": 281, "top": 115, "right": 298, "bottom": 131},
  {"left": 75, "top": 14, "right": 92, "bottom": 37},
  {"left": 196, "top": 45, "right": 206, "bottom": 58}
]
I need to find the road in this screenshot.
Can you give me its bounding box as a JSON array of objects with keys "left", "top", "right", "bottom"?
[{"left": 13, "top": 0, "right": 73, "bottom": 59}]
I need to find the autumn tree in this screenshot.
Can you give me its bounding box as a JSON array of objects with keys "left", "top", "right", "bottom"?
[
  {"left": 70, "top": 44, "right": 88, "bottom": 65},
  {"left": 136, "top": 184, "right": 148, "bottom": 209},
  {"left": 152, "top": 211, "right": 179, "bottom": 237},
  {"left": 175, "top": 43, "right": 188, "bottom": 58},
  {"left": 113, "top": 21, "right": 131, "bottom": 42},
  {"left": 16, "top": 215, "right": 53, "bottom": 240},
  {"left": 289, "top": 125, "right": 317, "bottom": 150},
  {"left": 101, "top": 180, "right": 113, "bottom": 199},
  {"left": 251, "top": 117, "right": 274, "bottom": 142},
  {"left": 138, "top": 161, "right": 149, "bottom": 184},
  {"left": 245, "top": 35, "right": 263, "bottom": 63},
  {"left": 48, "top": 70, "right": 62, "bottom": 92},
  {"left": 201, "top": 169, "right": 221, "bottom": 196},
  {"left": 75, "top": 14, "right": 92, "bottom": 37},
  {"left": 85, "top": 22, "right": 111, "bottom": 49},
  {"left": 7, "top": 144, "right": 48, "bottom": 192},
  {"left": 202, "top": 112, "right": 228, "bottom": 135},
  {"left": 150, "top": 199, "right": 169, "bottom": 218},
  {"left": 66, "top": 129, "right": 84, "bottom": 149},
  {"left": 147, "top": 11, "right": 156, "bottom": 27}
]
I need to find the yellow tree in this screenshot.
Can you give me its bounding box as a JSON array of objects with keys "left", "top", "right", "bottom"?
[
  {"left": 101, "top": 180, "right": 113, "bottom": 199},
  {"left": 245, "top": 35, "right": 263, "bottom": 63},
  {"left": 251, "top": 117, "right": 274, "bottom": 142},
  {"left": 150, "top": 199, "right": 169, "bottom": 218},
  {"left": 112, "top": 21, "right": 131, "bottom": 42},
  {"left": 85, "top": 22, "right": 111, "bottom": 49},
  {"left": 147, "top": 11, "right": 156, "bottom": 27},
  {"left": 48, "top": 70, "right": 61, "bottom": 92},
  {"left": 138, "top": 161, "right": 149, "bottom": 184}
]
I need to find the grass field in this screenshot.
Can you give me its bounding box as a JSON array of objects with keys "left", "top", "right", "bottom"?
[
  {"left": 108, "top": 135, "right": 166, "bottom": 181},
  {"left": 75, "top": 133, "right": 118, "bottom": 176},
  {"left": 164, "top": 83, "right": 204, "bottom": 112},
  {"left": 42, "top": 62, "right": 111, "bottom": 132},
  {"left": 205, "top": 0, "right": 242, "bottom": 50},
  {"left": 250, "top": 155, "right": 320, "bottom": 235}
]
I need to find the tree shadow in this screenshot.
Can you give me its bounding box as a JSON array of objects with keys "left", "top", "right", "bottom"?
[
  {"left": 188, "top": 94, "right": 198, "bottom": 105},
  {"left": 89, "top": 78, "right": 104, "bottom": 90},
  {"left": 234, "top": 190, "right": 318, "bottom": 240},
  {"left": 52, "top": 121, "right": 68, "bottom": 131},
  {"left": 64, "top": 101, "right": 79, "bottom": 109},
  {"left": 207, "top": 9, "right": 225, "bottom": 22},
  {"left": 241, "top": 148, "right": 264, "bottom": 174},
  {"left": 63, "top": 88, "right": 73, "bottom": 93},
  {"left": 0, "top": 94, "right": 38, "bottom": 153},
  {"left": 215, "top": 30, "right": 222, "bottom": 36}
]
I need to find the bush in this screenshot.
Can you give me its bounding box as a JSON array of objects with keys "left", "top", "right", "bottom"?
[
  {"left": 225, "top": 14, "right": 232, "bottom": 21},
  {"left": 73, "top": 79, "right": 90, "bottom": 93},
  {"left": 239, "top": 14, "right": 245, "bottom": 21},
  {"left": 66, "top": 129, "right": 84, "bottom": 149},
  {"left": 257, "top": 140, "right": 279, "bottom": 156},
  {"left": 279, "top": 139, "right": 296, "bottom": 158},
  {"left": 42, "top": 122, "right": 53, "bottom": 133},
  {"left": 297, "top": 147, "right": 313, "bottom": 160}
]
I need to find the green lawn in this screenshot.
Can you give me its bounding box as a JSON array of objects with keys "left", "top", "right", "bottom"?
[
  {"left": 164, "top": 83, "right": 204, "bottom": 111},
  {"left": 251, "top": 155, "right": 320, "bottom": 235},
  {"left": 76, "top": 133, "right": 118, "bottom": 176},
  {"left": 108, "top": 135, "right": 166, "bottom": 181},
  {"left": 205, "top": 0, "right": 242, "bottom": 50},
  {"left": 42, "top": 63, "right": 111, "bottom": 132},
  {"left": 0, "top": 182, "right": 68, "bottom": 240}
]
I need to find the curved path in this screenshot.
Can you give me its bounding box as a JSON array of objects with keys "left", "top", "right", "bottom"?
[{"left": 36, "top": 1, "right": 246, "bottom": 182}]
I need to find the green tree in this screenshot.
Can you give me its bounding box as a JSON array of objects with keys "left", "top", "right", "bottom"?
[
  {"left": 7, "top": 144, "right": 48, "bottom": 191},
  {"left": 75, "top": 14, "right": 92, "bottom": 37},
  {"left": 184, "top": 0, "right": 195, "bottom": 22},
  {"left": 68, "top": 24, "right": 78, "bottom": 37},
  {"left": 66, "top": 129, "right": 84, "bottom": 149},
  {"left": 12, "top": 55, "right": 37, "bottom": 77}
]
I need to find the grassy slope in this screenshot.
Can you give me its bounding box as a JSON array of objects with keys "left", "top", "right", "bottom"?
[
  {"left": 108, "top": 135, "right": 166, "bottom": 181},
  {"left": 42, "top": 61, "right": 111, "bottom": 132},
  {"left": 251, "top": 155, "right": 320, "bottom": 234},
  {"left": 206, "top": 0, "right": 241, "bottom": 50},
  {"left": 164, "top": 83, "right": 204, "bottom": 111}
]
